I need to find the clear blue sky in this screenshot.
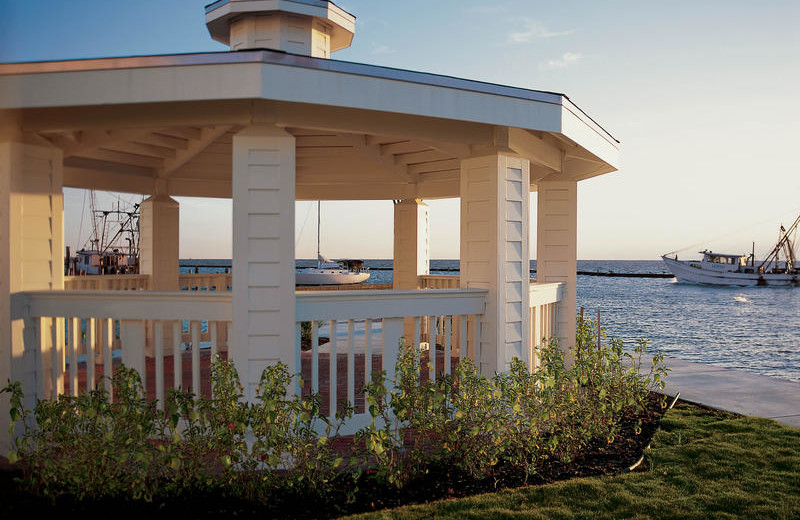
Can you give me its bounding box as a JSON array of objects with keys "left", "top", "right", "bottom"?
[{"left": 3, "top": 1, "right": 799, "bottom": 260}]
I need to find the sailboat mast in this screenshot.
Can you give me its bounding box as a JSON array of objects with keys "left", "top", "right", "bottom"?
[{"left": 317, "top": 200, "right": 321, "bottom": 268}]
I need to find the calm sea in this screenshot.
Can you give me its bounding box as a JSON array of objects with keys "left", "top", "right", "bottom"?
[{"left": 182, "top": 259, "right": 800, "bottom": 383}]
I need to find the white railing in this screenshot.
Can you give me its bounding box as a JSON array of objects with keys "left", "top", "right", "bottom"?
[
  {"left": 418, "top": 274, "right": 460, "bottom": 289},
  {"left": 12, "top": 288, "right": 486, "bottom": 435},
  {"left": 528, "top": 281, "right": 564, "bottom": 367},
  {"left": 296, "top": 288, "right": 486, "bottom": 434},
  {"left": 179, "top": 273, "right": 232, "bottom": 292},
  {"left": 11, "top": 291, "right": 231, "bottom": 409},
  {"left": 63, "top": 273, "right": 234, "bottom": 292},
  {"left": 64, "top": 274, "right": 151, "bottom": 291}
]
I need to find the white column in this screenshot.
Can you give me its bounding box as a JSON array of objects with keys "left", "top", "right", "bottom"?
[
  {"left": 231, "top": 125, "right": 296, "bottom": 400},
  {"left": 139, "top": 194, "right": 179, "bottom": 291},
  {"left": 0, "top": 140, "right": 64, "bottom": 450},
  {"left": 392, "top": 199, "right": 429, "bottom": 290},
  {"left": 536, "top": 179, "right": 577, "bottom": 355},
  {"left": 460, "top": 154, "right": 530, "bottom": 375}
]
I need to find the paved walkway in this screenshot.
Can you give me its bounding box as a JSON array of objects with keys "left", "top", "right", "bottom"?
[{"left": 660, "top": 356, "right": 800, "bottom": 428}]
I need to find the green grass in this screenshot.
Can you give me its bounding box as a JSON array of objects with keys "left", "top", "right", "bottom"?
[{"left": 337, "top": 402, "right": 800, "bottom": 519}]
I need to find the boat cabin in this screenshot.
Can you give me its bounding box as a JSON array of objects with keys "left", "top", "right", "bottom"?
[{"left": 700, "top": 250, "right": 748, "bottom": 270}]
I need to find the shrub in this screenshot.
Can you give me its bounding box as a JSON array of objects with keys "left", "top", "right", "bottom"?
[{"left": 3, "top": 314, "right": 668, "bottom": 506}]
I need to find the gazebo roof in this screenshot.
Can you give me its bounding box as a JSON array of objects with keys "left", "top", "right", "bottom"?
[{"left": 0, "top": 49, "right": 619, "bottom": 200}]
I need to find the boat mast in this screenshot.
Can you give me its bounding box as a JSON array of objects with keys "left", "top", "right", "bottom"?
[{"left": 316, "top": 200, "right": 321, "bottom": 269}]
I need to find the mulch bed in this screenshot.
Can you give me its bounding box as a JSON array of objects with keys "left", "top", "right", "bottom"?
[{"left": 0, "top": 392, "right": 671, "bottom": 519}]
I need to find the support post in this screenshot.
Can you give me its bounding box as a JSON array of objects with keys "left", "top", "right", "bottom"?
[
  {"left": 231, "top": 125, "right": 296, "bottom": 400},
  {"left": 0, "top": 140, "right": 64, "bottom": 451},
  {"left": 460, "top": 154, "right": 531, "bottom": 375},
  {"left": 393, "top": 199, "right": 429, "bottom": 344},
  {"left": 535, "top": 179, "right": 578, "bottom": 358}
]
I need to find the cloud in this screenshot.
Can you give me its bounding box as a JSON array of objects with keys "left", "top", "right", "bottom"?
[
  {"left": 370, "top": 43, "right": 393, "bottom": 55},
  {"left": 541, "top": 52, "right": 582, "bottom": 70},
  {"left": 507, "top": 20, "right": 574, "bottom": 44}
]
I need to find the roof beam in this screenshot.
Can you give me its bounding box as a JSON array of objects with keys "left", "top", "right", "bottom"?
[
  {"left": 159, "top": 125, "right": 234, "bottom": 178},
  {"left": 501, "top": 127, "right": 563, "bottom": 172},
  {"left": 348, "top": 134, "right": 416, "bottom": 182}
]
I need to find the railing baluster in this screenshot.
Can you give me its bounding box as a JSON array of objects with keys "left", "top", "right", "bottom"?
[
  {"left": 460, "top": 315, "right": 467, "bottom": 367},
  {"left": 210, "top": 322, "right": 218, "bottom": 360},
  {"left": 68, "top": 317, "right": 79, "bottom": 396},
  {"left": 85, "top": 318, "right": 96, "bottom": 391},
  {"left": 414, "top": 316, "right": 421, "bottom": 377},
  {"left": 364, "top": 318, "right": 372, "bottom": 387},
  {"left": 51, "top": 317, "right": 64, "bottom": 396},
  {"left": 172, "top": 321, "right": 181, "bottom": 391},
  {"left": 429, "top": 315, "right": 437, "bottom": 379},
  {"left": 444, "top": 315, "right": 451, "bottom": 375},
  {"left": 155, "top": 321, "right": 164, "bottom": 409},
  {"left": 295, "top": 322, "right": 302, "bottom": 397},
  {"left": 102, "top": 318, "right": 113, "bottom": 397},
  {"left": 329, "top": 319, "right": 337, "bottom": 418},
  {"left": 474, "top": 316, "right": 482, "bottom": 373},
  {"left": 311, "top": 321, "right": 319, "bottom": 395},
  {"left": 347, "top": 319, "right": 355, "bottom": 408},
  {"left": 191, "top": 321, "right": 200, "bottom": 396}
]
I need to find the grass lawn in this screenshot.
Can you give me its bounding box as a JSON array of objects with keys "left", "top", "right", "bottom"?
[{"left": 337, "top": 402, "right": 800, "bottom": 519}]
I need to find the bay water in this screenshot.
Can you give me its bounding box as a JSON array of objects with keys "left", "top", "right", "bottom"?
[{"left": 183, "top": 259, "right": 800, "bottom": 383}]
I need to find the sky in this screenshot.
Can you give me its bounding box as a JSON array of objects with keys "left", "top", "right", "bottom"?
[{"left": 2, "top": 0, "right": 800, "bottom": 260}]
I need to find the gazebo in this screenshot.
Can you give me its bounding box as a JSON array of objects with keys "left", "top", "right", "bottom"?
[{"left": 0, "top": 0, "right": 619, "bottom": 446}]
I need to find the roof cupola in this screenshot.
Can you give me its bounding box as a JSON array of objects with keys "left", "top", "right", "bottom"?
[{"left": 205, "top": 0, "right": 355, "bottom": 58}]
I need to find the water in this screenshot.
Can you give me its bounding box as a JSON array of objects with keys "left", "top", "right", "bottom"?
[{"left": 181, "top": 259, "right": 800, "bottom": 383}]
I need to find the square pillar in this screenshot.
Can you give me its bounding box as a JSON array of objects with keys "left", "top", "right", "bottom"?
[
  {"left": 0, "top": 140, "right": 64, "bottom": 450},
  {"left": 393, "top": 198, "right": 430, "bottom": 345},
  {"left": 232, "top": 125, "right": 296, "bottom": 400},
  {"left": 536, "top": 179, "right": 577, "bottom": 355},
  {"left": 460, "top": 155, "right": 531, "bottom": 375},
  {"left": 139, "top": 194, "right": 179, "bottom": 291},
  {"left": 392, "top": 199, "right": 429, "bottom": 290}
]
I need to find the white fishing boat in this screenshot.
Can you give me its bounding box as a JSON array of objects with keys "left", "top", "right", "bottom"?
[
  {"left": 295, "top": 202, "right": 370, "bottom": 286},
  {"left": 662, "top": 214, "right": 800, "bottom": 286}
]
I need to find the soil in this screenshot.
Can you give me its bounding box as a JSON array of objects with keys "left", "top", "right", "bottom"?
[{"left": 0, "top": 392, "right": 672, "bottom": 520}]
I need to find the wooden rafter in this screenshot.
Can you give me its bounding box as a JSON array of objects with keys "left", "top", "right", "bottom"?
[
  {"left": 158, "top": 125, "right": 234, "bottom": 178},
  {"left": 348, "top": 134, "right": 416, "bottom": 182}
]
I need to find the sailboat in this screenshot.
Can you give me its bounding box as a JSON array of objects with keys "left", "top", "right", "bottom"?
[
  {"left": 661, "top": 213, "right": 800, "bottom": 286},
  {"left": 295, "top": 201, "right": 370, "bottom": 286}
]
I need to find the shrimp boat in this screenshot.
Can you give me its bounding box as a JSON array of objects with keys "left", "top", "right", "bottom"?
[
  {"left": 295, "top": 201, "right": 370, "bottom": 286},
  {"left": 661, "top": 214, "right": 800, "bottom": 286}
]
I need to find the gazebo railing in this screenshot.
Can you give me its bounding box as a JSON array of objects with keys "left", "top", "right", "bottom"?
[
  {"left": 63, "top": 273, "right": 234, "bottom": 292},
  {"left": 295, "top": 289, "right": 486, "bottom": 434},
  {"left": 11, "top": 288, "right": 486, "bottom": 434},
  {"left": 528, "top": 281, "right": 564, "bottom": 367}
]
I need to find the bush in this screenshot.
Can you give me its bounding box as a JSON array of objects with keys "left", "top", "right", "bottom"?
[{"left": 3, "top": 314, "right": 667, "bottom": 508}]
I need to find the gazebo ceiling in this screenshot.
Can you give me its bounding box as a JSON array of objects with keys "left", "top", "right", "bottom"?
[{"left": 25, "top": 104, "right": 613, "bottom": 201}]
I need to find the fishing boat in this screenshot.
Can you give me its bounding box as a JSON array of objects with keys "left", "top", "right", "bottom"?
[
  {"left": 66, "top": 194, "right": 140, "bottom": 275},
  {"left": 295, "top": 202, "right": 370, "bottom": 286},
  {"left": 662, "top": 214, "right": 800, "bottom": 286}
]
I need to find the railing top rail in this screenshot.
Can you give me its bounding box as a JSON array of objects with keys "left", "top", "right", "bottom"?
[
  {"left": 298, "top": 288, "right": 487, "bottom": 321},
  {"left": 528, "top": 281, "right": 565, "bottom": 306},
  {"left": 13, "top": 291, "right": 233, "bottom": 321},
  {"left": 13, "top": 288, "right": 487, "bottom": 322}
]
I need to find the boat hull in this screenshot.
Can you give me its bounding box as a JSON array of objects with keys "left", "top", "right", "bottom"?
[
  {"left": 661, "top": 255, "right": 799, "bottom": 287},
  {"left": 295, "top": 269, "right": 370, "bottom": 286}
]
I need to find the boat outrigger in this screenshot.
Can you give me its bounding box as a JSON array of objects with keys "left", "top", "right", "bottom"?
[{"left": 662, "top": 214, "right": 800, "bottom": 286}]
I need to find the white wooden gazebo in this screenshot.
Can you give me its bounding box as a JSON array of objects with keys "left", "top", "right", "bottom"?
[{"left": 0, "top": 0, "right": 619, "bottom": 447}]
